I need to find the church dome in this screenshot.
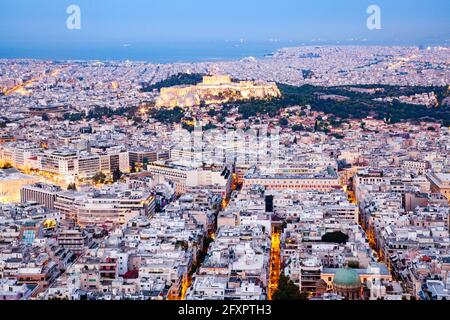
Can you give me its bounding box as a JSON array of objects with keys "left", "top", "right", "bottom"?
[{"left": 333, "top": 268, "right": 361, "bottom": 288}]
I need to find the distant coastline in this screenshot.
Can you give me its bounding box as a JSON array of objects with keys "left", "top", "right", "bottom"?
[{"left": 0, "top": 40, "right": 448, "bottom": 64}]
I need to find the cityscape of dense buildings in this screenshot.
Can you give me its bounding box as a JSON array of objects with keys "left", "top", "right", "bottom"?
[{"left": 0, "top": 45, "right": 449, "bottom": 301}]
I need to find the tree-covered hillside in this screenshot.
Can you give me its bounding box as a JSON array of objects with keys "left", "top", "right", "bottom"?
[{"left": 140, "top": 73, "right": 204, "bottom": 92}]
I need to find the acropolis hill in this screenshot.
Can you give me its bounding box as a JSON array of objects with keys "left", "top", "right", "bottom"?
[{"left": 155, "top": 75, "right": 281, "bottom": 108}]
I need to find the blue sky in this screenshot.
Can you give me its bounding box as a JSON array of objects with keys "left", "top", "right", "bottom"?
[{"left": 0, "top": 0, "right": 449, "bottom": 45}]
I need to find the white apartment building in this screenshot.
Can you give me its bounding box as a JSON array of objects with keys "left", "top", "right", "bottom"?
[
  {"left": 243, "top": 166, "right": 340, "bottom": 192},
  {"left": 147, "top": 161, "right": 232, "bottom": 196},
  {"left": 37, "top": 149, "right": 129, "bottom": 180},
  {"left": 20, "top": 183, "right": 62, "bottom": 209},
  {"left": 75, "top": 189, "right": 155, "bottom": 227},
  {"left": 0, "top": 143, "right": 41, "bottom": 170}
]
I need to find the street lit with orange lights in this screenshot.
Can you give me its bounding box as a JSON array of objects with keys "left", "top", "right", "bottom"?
[
  {"left": 167, "top": 275, "right": 192, "bottom": 300},
  {"left": 4, "top": 68, "right": 62, "bottom": 96},
  {"left": 180, "top": 276, "right": 192, "bottom": 300},
  {"left": 268, "top": 229, "right": 281, "bottom": 300}
]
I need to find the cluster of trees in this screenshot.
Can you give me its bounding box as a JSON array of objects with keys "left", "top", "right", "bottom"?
[
  {"left": 347, "top": 260, "right": 360, "bottom": 269},
  {"left": 321, "top": 84, "right": 448, "bottom": 104},
  {"left": 67, "top": 183, "right": 77, "bottom": 191},
  {"left": 291, "top": 124, "right": 305, "bottom": 132},
  {"left": 130, "top": 162, "right": 138, "bottom": 173},
  {"left": 92, "top": 172, "right": 107, "bottom": 184},
  {"left": 182, "top": 121, "right": 218, "bottom": 132},
  {"left": 294, "top": 84, "right": 449, "bottom": 126},
  {"left": 175, "top": 240, "right": 189, "bottom": 251},
  {"left": 230, "top": 83, "right": 449, "bottom": 127},
  {"left": 234, "top": 84, "right": 316, "bottom": 119},
  {"left": 384, "top": 100, "right": 450, "bottom": 126},
  {"left": 182, "top": 123, "right": 194, "bottom": 132},
  {"left": 0, "top": 163, "right": 13, "bottom": 169},
  {"left": 321, "top": 231, "right": 349, "bottom": 244},
  {"left": 314, "top": 118, "right": 331, "bottom": 133},
  {"left": 62, "top": 106, "right": 138, "bottom": 122},
  {"left": 272, "top": 275, "right": 308, "bottom": 300},
  {"left": 87, "top": 106, "right": 131, "bottom": 120},
  {"left": 207, "top": 109, "right": 218, "bottom": 117},
  {"left": 112, "top": 168, "right": 123, "bottom": 182},
  {"left": 238, "top": 100, "right": 281, "bottom": 119},
  {"left": 279, "top": 117, "right": 289, "bottom": 126},
  {"left": 92, "top": 169, "right": 123, "bottom": 184},
  {"left": 203, "top": 122, "right": 218, "bottom": 131},
  {"left": 149, "top": 106, "right": 185, "bottom": 124},
  {"left": 63, "top": 112, "right": 84, "bottom": 121},
  {"left": 140, "top": 73, "right": 204, "bottom": 92}
]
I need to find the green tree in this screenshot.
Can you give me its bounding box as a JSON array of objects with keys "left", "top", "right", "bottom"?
[
  {"left": 150, "top": 106, "right": 185, "bottom": 124},
  {"left": 0, "top": 162, "right": 13, "bottom": 169},
  {"left": 292, "top": 124, "right": 305, "bottom": 132},
  {"left": 332, "top": 133, "right": 345, "bottom": 139},
  {"left": 112, "top": 168, "right": 123, "bottom": 182},
  {"left": 133, "top": 116, "right": 143, "bottom": 123},
  {"left": 203, "top": 122, "right": 217, "bottom": 131},
  {"left": 93, "top": 172, "right": 107, "bottom": 184},
  {"left": 314, "top": 120, "right": 319, "bottom": 132},
  {"left": 143, "top": 157, "right": 149, "bottom": 170},
  {"left": 207, "top": 109, "right": 218, "bottom": 117},
  {"left": 321, "top": 231, "right": 349, "bottom": 244},
  {"left": 273, "top": 275, "right": 307, "bottom": 300},
  {"left": 279, "top": 117, "right": 289, "bottom": 126},
  {"left": 347, "top": 260, "right": 360, "bottom": 269},
  {"left": 182, "top": 122, "right": 194, "bottom": 132},
  {"left": 67, "top": 183, "right": 77, "bottom": 191},
  {"left": 64, "top": 112, "right": 84, "bottom": 121},
  {"left": 140, "top": 73, "right": 204, "bottom": 92}
]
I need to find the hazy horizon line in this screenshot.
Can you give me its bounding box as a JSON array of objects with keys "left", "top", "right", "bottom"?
[{"left": 1, "top": 41, "right": 449, "bottom": 65}]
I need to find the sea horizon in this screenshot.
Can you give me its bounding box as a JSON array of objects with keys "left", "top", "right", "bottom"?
[{"left": 1, "top": 39, "right": 448, "bottom": 64}]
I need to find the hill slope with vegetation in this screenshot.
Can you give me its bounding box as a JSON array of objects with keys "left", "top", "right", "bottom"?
[
  {"left": 236, "top": 83, "right": 450, "bottom": 126},
  {"left": 140, "top": 73, "right": 204, "bottom": 92},
  {"left": 138, "top": 73, "right": 449, "bottom": 126}
]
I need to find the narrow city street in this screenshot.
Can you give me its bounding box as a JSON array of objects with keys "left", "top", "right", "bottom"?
[{"left": 268, "top": 230, "right": 281, "bottom": 300}]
